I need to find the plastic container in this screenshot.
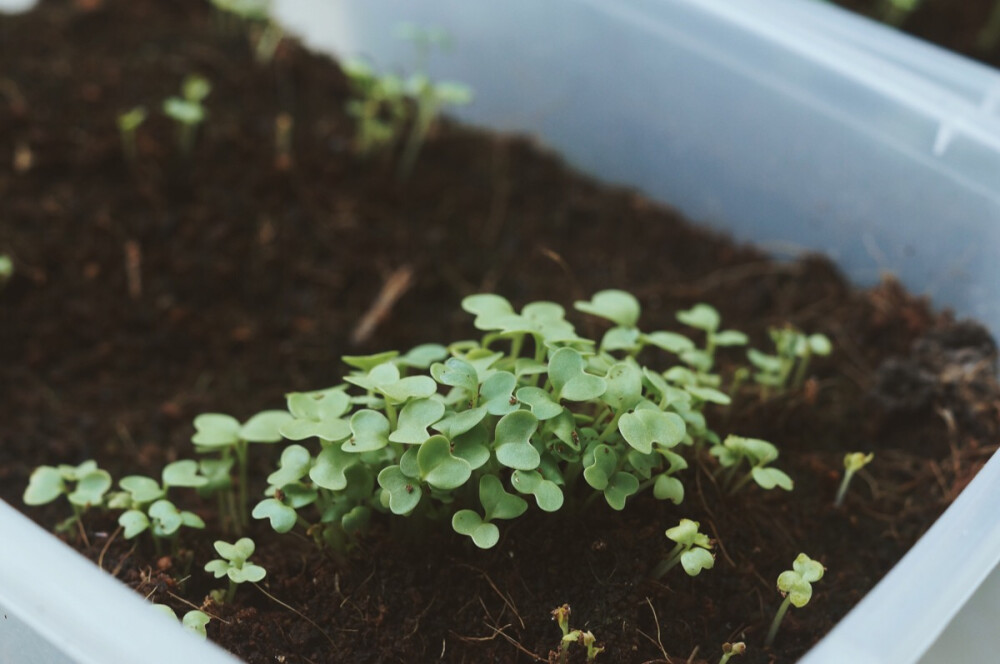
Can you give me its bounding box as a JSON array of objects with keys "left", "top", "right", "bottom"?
[{"left": 2, "top": 0, "right": 999, "bottom": 661}]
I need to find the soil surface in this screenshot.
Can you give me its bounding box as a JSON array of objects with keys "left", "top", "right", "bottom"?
[
  {"left": 2, "top": 1, "right": 999, "bottom": 663},
  {"left": 831, "top": 0, "right": 1000, "bottom": 68}
]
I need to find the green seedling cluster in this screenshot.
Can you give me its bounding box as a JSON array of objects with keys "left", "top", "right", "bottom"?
[
  {"left": 834, "top": 451, "right": 873, "bottom": 508},
  {"left": 719, "top": 641, "right": 747, "bottom": 664},
  {"left": 765, "top": 553, "right": 825, "bottom": 647},
  {"left": 109, "top": 460, "right": 209, "bottom": 554},
  {"left": 163, "top": 74, "right": 212, "bottom": 155},
  {"left": 117, "top": 106, "right": 147, "bottom": 163},
  {"left": 551, "top": 604, "right": 604, "bottom": 662},
  {"left": 152, "top": 604, "right": 211, "bottom": 639},
  {"left": 651, "top": 518, "right": 715, "bottom": 578},
  {"left": 204, "top": 537, "right": 266, "bottom": 603},
  {"left": 23, "top": 461, "right": 112, "bottom": 532},
  {"left": 711, "top": 435, "right": 793, "bottom": 494},
  {"left": 343, "top": 24, "right": 472, "bottom": 177},
  {"left": 746, "top": 325, "right": 831, "bottom": 396},
  {"left": 195, "top": 290, "right": 793, "bottom": 552}
]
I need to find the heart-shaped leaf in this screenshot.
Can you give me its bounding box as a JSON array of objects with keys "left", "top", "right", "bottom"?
[
  {"left": 480, "top": 371, "right": 519, "bottom": 416},
  {"left": 684, "top": 385, "right": 731, "bottom": 405},
  {"left": 215, "top": 537, "right": 255, "bottom": 564},
  {"left": 451, "top": 509, "right": 500, "bottom": 549},
  {"left": 192, "top": 413, "right": 241, "bottom": 448},
  {"left": 281, "top": 391, "right": 352, "bottom": 442},
  {"left": 479, "top": 475, "right": 528, "bottom": 522},
  {"left": 641, "top": 331, "right": 696, "bottom": 355},
  {"left": 451, "top": 424, "right": 491, "bottom": 469},
  {"left": 162, "top": 460, "right": 208, "bottom": 488},
  {"left": 752, "top": 467, "right": 793, "bottom": 491},
  {"left": 252, "top": 497, "right": 298, "bottom": 533},
  {"left": 676, "top": 303, "right": 720, "bottom": 332},
  {"left": 119, "top": 475, "right": 165, "bottom": 505},
  {"left": 433, "top": 406, "right": 488, "bottom": 439},
  {"left": 381, "top": 375, "right": 438, "bottom": 403},
  {"left": 462, "top": 294, "right": 518, "bottom": 332},
  {"left": 396, "top": 344, "right": 448, "bottom": 369},
  {"left": 514, "top": 387, "right": 563, "bottom": 420},
  {"left": 377, "top": 465, "right": 422, "bottom": 515},
  {"left": 229, "top": 562, "right": 266, "bottom": 584},
  {"left": 23, "top": 466, "right": 65, "bottom": 505},
  {"left": 494, "top": 410, "right": 540, "bottom": 471},
  {"left": 389, "top": 398, "right": 445, "bottom": 444},
  {"left": 309, "top": 444, "right": 357, "bottom": 490},
  {"left": 603, "top": 471, "right": 639, "bottom": 510},
  {"left": 603, "top": 362, "right": 643, "bottom": 412},
  {"left": 680, "top": 548, "right": 715, "bottom": 576},
  {"left": 341, "top": 351, "right": 399, "bottom": 371},
  {"left": 417, "top": 435, "right": 472, "bottom": 490},
  {"left": 341, "top": 409, "right": 389, "bottom": 452},
  {"left": 549, "top": 348, "right": 606, "bottom": 402},
  {"left": 653, "top": 474, "right": 684, "bottom": 504},
  {"left": 600, "top": 326, "right": 641, "bottom": 352},
  {"left": 520, "top": 301, "right": 580, "bottom": 344},
  {"left": 574, "top": 290, "right": 640, "bottom": 327},
  {"left": 583, "top": 444, "right": 617, "bottom": 490},
  {"left": 148, "top": 499, "right": 184, "bottom": 537},
  {"left": 431, "top": 357, "right": 479, "bottom": 395},
  {"left": 713, "top": 330, "right": 748, "bottom": 347},
  {"left": 266, "top": 445, "right": 312, "bottom": 487},
  {"left": 182, "top": 611, "right": 210, "bottom": 638},
  {"left": 511, "top": 470, "right": 563, "bottom": 512},
  {"left": 619, "top": 409, "right": 686, "bottom": 454},
  {"left": 240, "top": 410, "right": 294, "bottom": 443},
  {"left": 119, "top": 509, "right": 150, "bottom": 539}
]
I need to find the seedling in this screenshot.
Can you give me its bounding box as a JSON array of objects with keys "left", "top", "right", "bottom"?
[
  {"left": 116, "top": 106, "right": 147, "bottom": 163},
  {"left": 711, "top": 435, "right": 793, "bottom": 494},
  {"left": 551, "top": 604, "right": 604, "bottom": 662},
  {"left": 718, "top": 641, "right": 746, "bottom": 664},
  {"left": 765, "top": 553, "right": 825, "bottom": 647},
  {"left": 747, "top": 325, "right": 831, "bottom": 396},
  {"left": 397, "top": 73, "right": 472, "bottom": 178},
  {"left": 162, "top": 75, "right": 211, "bottom": 156},
  {"left": 204, "top": 537, "right": 266, "bottom": 603},
  {"left": 152, "top": 604, "right": 211, "bottom": 638},
  {"left": 22, "top": 460, "right": 112, "bottom": 532},
  {"left": 651, "top": 518, "right": 714, "bottom": 578},
  {"left": 111, "top": 461, "right": 208, "bottom": 553},
  {"left": 675, "top": 302, "right": 748, "bottom": 380},
  {"left": 342, "top": 58, "right": 409, "bottom": 157},
  {"left": 834, "top": 452, "right": 873, "bottom": 508},
  {"left": 191, "top": 409, "right": 292, "bottom": 531}
]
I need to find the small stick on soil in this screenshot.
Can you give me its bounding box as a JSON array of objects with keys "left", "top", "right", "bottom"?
[
  {"left": 350, "top": 264, "right": 414, "bottom": 345},
  {"left": 165, "top": 590, "right": 231, "bottom": 625},
  {"left": 253, "top": 582, "right": 336, "bottom": 648},
  {"left": 109, "top": 541, "right": 137, "bottom": 578},
  {"left": 124, "top": 239, "right": 142, "bottom": 299},
  {"left": 75, "top": 516, "right": 91, "bottom": 549},
  {"left": 480, "top": 622, "right": 546, "bottom": 662},
  {"left": 97, "top": 525, "right": 122, "bottom": 571},
  {"left": 458, "top": 563, "right": 525, "bottom": 629},
  {"left": 637, "top": 597, "right": 672, "bottom": 663}
]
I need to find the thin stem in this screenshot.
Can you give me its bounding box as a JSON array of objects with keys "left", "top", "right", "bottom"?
[
  {"left": 650, "top": 543, "right": 685, "bottom": 579},
  {"left": 597, "top": 412, "right": 622, "bottom": 443},
  {"left": 235, "top": 440, "right": 249, "bottom": 530},
  {"left": 834, "top": 469, "right": 855, "bottom": 508},
  {"left": 765, "top": 595, "right": 792, "bottom": 647},
  {"left": 728, "top": 465, "right": 756, "bottom": 495},
  {"left": 383, "top": 399, "right": 398, "bottom": 429},
  {"left": 791, "top": 348, "right": 811, "bottom": 390}
]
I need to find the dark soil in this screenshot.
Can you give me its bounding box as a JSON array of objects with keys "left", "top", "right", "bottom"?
[
  {"left": 831, "top": 0, "right": 1000, "bottom": 68},
  {"left": 2, "top": 1, "right": 999, "bottom": 663}
]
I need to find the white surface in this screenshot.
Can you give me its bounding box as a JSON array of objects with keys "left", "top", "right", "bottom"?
[
  {"left": 1, "top": 0, "right": 999, "bottom": 662},
  {"left": 0, "top": 502, "right": 240, "bottom": 664}
]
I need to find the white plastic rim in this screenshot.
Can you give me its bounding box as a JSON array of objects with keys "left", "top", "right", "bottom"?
[{"left": 1, "top": 0, "right": 999, "bottom": 662}]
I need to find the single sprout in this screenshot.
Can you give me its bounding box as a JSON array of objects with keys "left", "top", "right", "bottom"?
[
  {"left": 719, "top": 642, "right": 746, "bottom": 664},
  {"left": 747, "top": 325, "right": 831, "bottom": 396},
  {"left": 204, "top": 537, "right": 267, "bottom": 603},
  {"left": 551, "top": 604, "right": 603, "bottom": 662},
  {"left": 162, "top": 75, "right": 212, "bottom": 155},
  {"left": 116, "top": 106, "right": 147, "bottom": 163},
  {"left": 651, "top": 518, "right": 714, "bottom": 579},
  {"left": 711, "top": 435, "right": 793, "bottom": 494},
  {"left": 342, "top": 58, "right": 409, "bottom": 157},
  {"left": 0, "top": 253, "right": 13, "bottom": 288},
  {"left": 834, "top": 452, "right": 873, "bottom": 508},
  {"left": 765, "top": 553, "right": 825, "bottom": 647},
  {"left": 152, "top": 604, "right": 211, "bottom": 639},
  {"left": 23, "top": 460, "right": 112, "bottom": 532}
]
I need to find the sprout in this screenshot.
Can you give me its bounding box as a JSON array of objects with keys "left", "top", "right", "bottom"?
[
  {"left": 204, "top": 537, "right": 267, "bottom": 603},
  {"left": 834, "top": 452, "right": 874, "bottom": 508},
  {"left": 162, "top": 75, "right": 211, "bottom": 155},
  {"left": 765, "top": 553, "right": 825, "bottom": 647},
  {"left": 710, "top": 435, "right": 793, "bottom": 494},
  {"left": 551, "top": 604, "right": 603, "bottom": 662},
  {"left": 718, "top": 642, "right": 746, "bottom": 664},
  {"left": 747, "top": 325, "right": 831, "bottom": 396},
  {"left": 116, "top": 106, "right": 147, "bottom": 163},
  {"left": 151, "top": 604, "right": 211, "bottom": 639},
  {"left": 342, "top": 58, "right": 409, "bottom": 157},
  {"left": 651, "top": 518, "right": 715, "bottom": 579},
  {"left": 23, "top": 460, "right": 112, "bottom": 532},
  {"left": 111, "top": 463, "right": 207, "bottom": 553}
]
